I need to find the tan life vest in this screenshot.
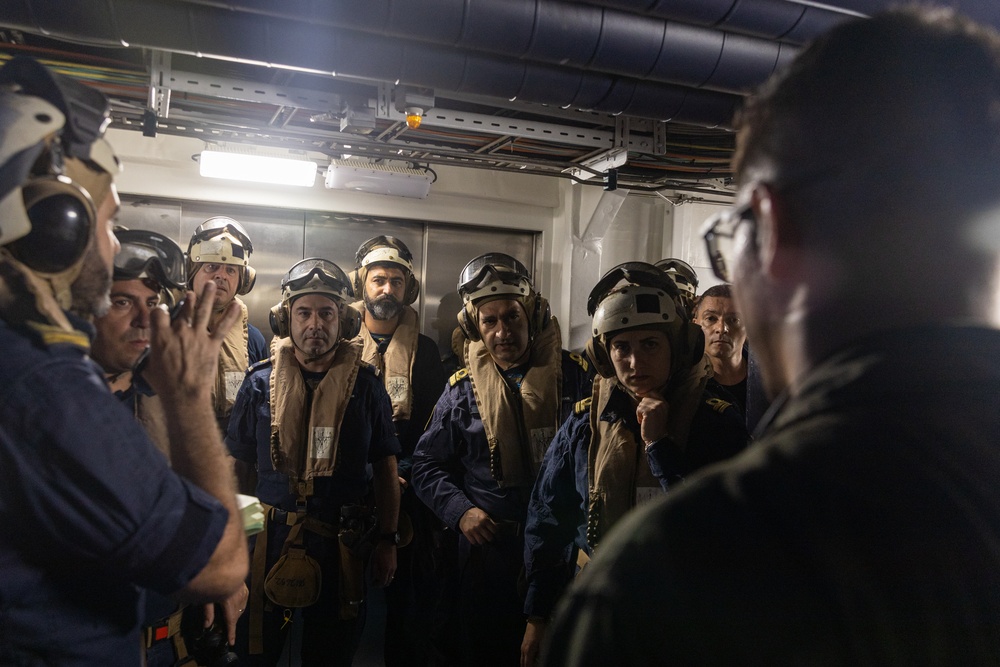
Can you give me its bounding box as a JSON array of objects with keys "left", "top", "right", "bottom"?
[
  {"left": 358, "top": 304, "right": 419, "bottom": 422},
  {"left": 0, "top": 251, "right": 81, "bottom": 337},
  {"left": 213, "top": 297, "right": 251, "bottom": 420},
  {"left": 586, "top": 376, "right": 658, "bottom": 550},
  {"left": 464, "top": 317, "right": 563, "bottom": 489},
  {"left": 268, "top": 336, "right": 364, "bottom": 485},
  {"left": 586, "top": 355, "right": 712, "bottom": 550}
]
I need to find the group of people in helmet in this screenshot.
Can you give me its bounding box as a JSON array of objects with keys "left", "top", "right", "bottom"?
[{"left": 0, "top": 54, "right": 759, "bottom": 667}]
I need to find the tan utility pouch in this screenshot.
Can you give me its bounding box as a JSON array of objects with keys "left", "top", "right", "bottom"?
[{"left": 263, "top": 521, "right": 321, "bottom": 608}]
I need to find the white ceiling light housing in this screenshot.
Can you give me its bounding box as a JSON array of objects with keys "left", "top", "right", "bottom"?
[
  {"left": 199, "top": 148, "right": 318, "bottom": 187},
  {"left": 325, "top": 159, "right": 432, "bottom": 199}
]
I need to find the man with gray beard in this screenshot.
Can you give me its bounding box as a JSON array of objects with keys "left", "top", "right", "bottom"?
[{"left": 351, "top": 235, "right": 448, "bottom": 666}]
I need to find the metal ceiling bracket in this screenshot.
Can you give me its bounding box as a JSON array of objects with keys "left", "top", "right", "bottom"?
[
  {"left": 148, "top": 50, "right": 172, "bottom": 119},
  {"left": 562, "top": 147, "right": 629, "bottom": 181},
  {"left": 614, "top": 116, "right": 629, "bottom": 149},
  {"left": 653, "top": 121, "right": 668, "bottom": 156}
]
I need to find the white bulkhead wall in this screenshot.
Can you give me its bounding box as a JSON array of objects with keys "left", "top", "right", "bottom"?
[{"left": 106, "top": 128, "right": 726, "bottom": 350}]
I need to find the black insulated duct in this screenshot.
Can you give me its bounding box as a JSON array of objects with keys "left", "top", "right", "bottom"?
[{"left": 0, "top": 0, "right": 753, "bottom": 126}]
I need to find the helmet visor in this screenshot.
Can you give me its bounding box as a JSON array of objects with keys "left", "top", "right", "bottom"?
[
  {"left": 114, "top": 229, "right": 186, "bottom": 291},
  {"left": 457, "top": 253, "right": 532, "bottom": 302},
  {"left": 587, "top": 262, "right": 672, "bottom": 315},
  {"left": 192, "top": 217, "right": 253, "bottom": 255},
  {"left": 356, "top": 235, "right": 413, "bottom": 271},
  {"left": 283, "top": 258, "right": 353, "bottom": 300}
]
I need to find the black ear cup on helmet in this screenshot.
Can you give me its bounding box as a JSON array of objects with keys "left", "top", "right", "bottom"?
[
  {"left": 270, "top": 303, "right": 289, "bottom": 338},
  {"left": 403, "top": 274, "right": 420, "bottom": 306},
  {"left": 239, "top": 265, "right": 256, "bottom": 295},
  {"left": 340, "top": 303, "right": 362, "bottom": 340},
  {"left": 530, "top": 295, "right": 551, "bottom": 337},
  {"left": 685, "top": 322, "right": 706, "bottom": 366},
  {"left": 457, "top": 302, "right": 480, "bottom": 342},
  {"left": 585, "top": 337, "right": 616, "bottom": 378},
  {"left": 8, "top": 176, "right": 95, "bottom": 274},
  {"left": 350, "top": 269, "right": 363, "bottom": 299}
]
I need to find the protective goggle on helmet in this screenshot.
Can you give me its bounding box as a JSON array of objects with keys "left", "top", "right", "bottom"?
[
  {"left": 588, "top": 262, "right": 683, "bottom": 338},
  {"left": 114, "top": 228, "right": 186, "bottom": 291},
  {"left": 187, "top": 216, "right": 256, "bottom": 294},
  {"left": 281, "top": 258, "right": 353, "bottom": 305},
  {"left": 356, "top": 235, "right": 414, "bottom": 273},
  {"left": 188, "top": 216, "right": 254, "bottom": 266},
  {"left": 654, "top": 258, "right": 698, "bottom": 312},
  {"left": 457, "top": 253, "right": 532, "bottom": 304}
]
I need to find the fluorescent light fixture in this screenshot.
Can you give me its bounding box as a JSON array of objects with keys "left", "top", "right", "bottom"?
[
  {"left": 325, "top": 159, "right": 432, "bottom": 199},
  {"left": 199, "top": 150, "right": 318, "bottom": 187}
]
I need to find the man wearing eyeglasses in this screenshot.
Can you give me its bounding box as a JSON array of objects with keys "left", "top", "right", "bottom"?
[{"left": 545, "top": 8, "right": 1000, "bottom": 667}]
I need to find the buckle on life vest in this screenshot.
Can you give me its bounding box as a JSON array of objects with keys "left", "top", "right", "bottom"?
[{"left": 143, "top": 608, "right": 184, "bottom": 648}]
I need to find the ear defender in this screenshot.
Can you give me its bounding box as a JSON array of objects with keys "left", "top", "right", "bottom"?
[
  {"left": 269, "top": 302, "right": 289, "bottom": 338},
  {"left": 402, "top": 273, "right": 420, "bottom": 306},
  {"left": 238, "top": 265, "right": 257, "bottom": 295},
  {"left": 350, "top": 268, "right": 364, "bottom": 299},
  {"left": 585, "top": 336, "right": 616, "bottom": 379},
  {"left": 530, "top": 294, "right": 551, "bottom": 338},
  {"left": 457, "top": 302, "right": 481, "bottom": 342},
  {"left": 8, "top": 174, "right": 96, "bottom": 275},
  {"left": 340, "top": 303, "right": 363, "bottom": 340}
]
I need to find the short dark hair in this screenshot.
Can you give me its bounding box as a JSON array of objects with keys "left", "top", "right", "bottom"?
[
  {"left": 735, "top": 9, "right": 1000, "bottom": 249},
  {"left": 693, "top": 284, "right": 731, "bottom": 318}
]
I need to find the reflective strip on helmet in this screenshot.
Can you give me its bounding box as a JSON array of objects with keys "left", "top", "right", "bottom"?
[
  {"left": 360, "top": 245, "right": 413, "bottom": 272},
  {"left": 591, "top": 285, "right": 679, "bottom": 338},
  {"left": 189, "top": 232, "right": 248, "bottom": 266}
]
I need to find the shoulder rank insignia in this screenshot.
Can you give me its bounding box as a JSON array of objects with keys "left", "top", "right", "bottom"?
[
  {"left": 449, "top": 368, "right": 470, "bottom": 387},
  {"left": 247, "top": 357, "right": 272, "bottom": 373},
  {"left": 574, "top": 396, "right": 593, "bottom": 415},
  {"left": 706, "top": 397, "right": 733, "bottom": 414},
  {"left": 568, "top": 351, "right": 590, "bottom": 372}
]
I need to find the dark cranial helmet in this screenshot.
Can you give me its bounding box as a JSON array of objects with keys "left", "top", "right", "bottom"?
[{"left": 114, "top": 228, "right": 187, "bottom": 292}]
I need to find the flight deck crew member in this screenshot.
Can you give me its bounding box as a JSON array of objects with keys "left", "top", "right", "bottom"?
[
  {"left": 187, "top": 215, "right": 268, "bottom": 431},
  {"left": 351, "top": 235, "right": 448, "bottom": 666},
  {"left": 91, "top": 228, "right": 249, "bottom": 666},
  {"left": 226, "top": 258, "right": 401, "bottom": 667},
  {"left": 520, "top": 262, "right": 748, "bottom": 665},
  {"left": 0, "top": 56, "right": 248, "bottom": 665},
  {"left": 412, "top": 252, "right": 593, "bottom": 666},
  {"left": 545, "top": 8, "right": 1000, "bottom": 666}
]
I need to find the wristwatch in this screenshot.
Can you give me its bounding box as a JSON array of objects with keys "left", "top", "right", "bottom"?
[{"left": 378, "top": 531, "right": 400, "bottom": 545}]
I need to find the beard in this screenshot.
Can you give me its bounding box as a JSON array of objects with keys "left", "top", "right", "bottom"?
[
  {"left": 365, "top": 292, "right": 403, "bottom": 321},
  {"left": 70, "top": 245, "right": 112, "bottom": 319}
]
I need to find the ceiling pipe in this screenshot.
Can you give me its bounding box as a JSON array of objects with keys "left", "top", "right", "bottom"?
[
  {"left": 158, "top": 0, "right": 797, "bottom": 96},
  {"left": 0, "top": 0, "right": 744, "bottom": 126},
  {"left": 574, "top": 0, "right": 854, "bottom": 41}
]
